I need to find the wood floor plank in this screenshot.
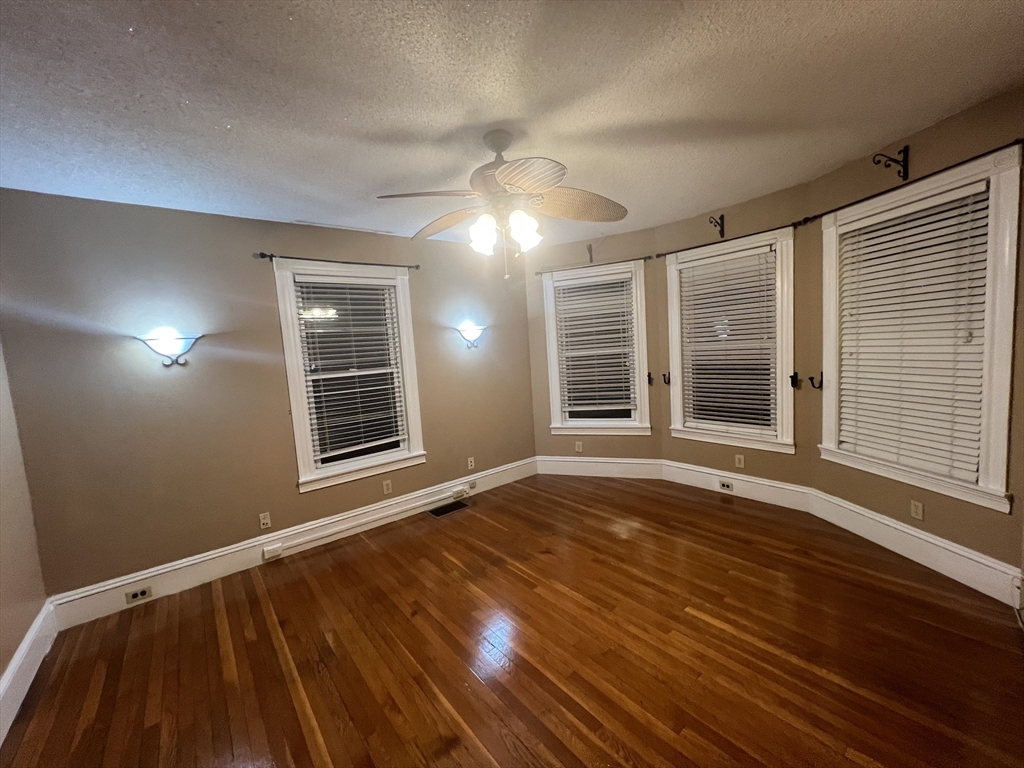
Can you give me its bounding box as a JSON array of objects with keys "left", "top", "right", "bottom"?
[{"left": 3, "top": 477, "right": 1021, "bottom": 767}]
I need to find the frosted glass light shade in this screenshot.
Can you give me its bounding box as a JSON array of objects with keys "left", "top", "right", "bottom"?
[
  {"left": 469, "top": 214, "right": 497, "bottom": 255},
  {"left": 509, "top": 209, "right": 543, "bottom": 252}
]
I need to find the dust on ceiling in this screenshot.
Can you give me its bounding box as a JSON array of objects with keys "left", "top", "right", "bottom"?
[{"left": 1, "top": 0, "right": 1022, "bottom": 245}]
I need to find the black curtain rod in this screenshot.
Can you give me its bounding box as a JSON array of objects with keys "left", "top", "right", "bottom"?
[
  {"left": 254, "top": 252, "right": 421, "bottom": 270},
  {"left": 654, "top": 137, "right": 1023, "bottom": 259},
  {"left": 534, "top": 254, "right": 651, "bottom": 276}
]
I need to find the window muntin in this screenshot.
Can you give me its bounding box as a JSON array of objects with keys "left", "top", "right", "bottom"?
[
  {"left": 274, "top": 259, "right": 424, "bottom": 491},
  {"left": 667, "top": 229, "right": 794, "bottom": 452},
  {"left": 543, "top": 260, "right": 650, "bottom": 435},
  {"left": 820, "top": 146, "right": 1020, "bottom": 512}
]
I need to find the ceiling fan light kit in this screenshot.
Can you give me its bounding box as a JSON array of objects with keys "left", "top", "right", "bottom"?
[{"left": 380, "top": 130, "right": 627, "bottom": 268}]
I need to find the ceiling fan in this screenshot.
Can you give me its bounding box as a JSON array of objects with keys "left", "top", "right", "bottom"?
[{"left": 379, "top": 129, "right": 627, "bottom": 258}]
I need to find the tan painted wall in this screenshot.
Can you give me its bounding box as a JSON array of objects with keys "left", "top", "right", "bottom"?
[
  {"left": 0, "top": 195, "right": 535, "bottom": 594},
  {"left": 527, "top": 85, "right": 1024, "bottom": 566},
  {"left": 0, "top": 340, "right": 46, "bottom": 673}
]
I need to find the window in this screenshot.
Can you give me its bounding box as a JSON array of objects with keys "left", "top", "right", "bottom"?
[
  {"left": 274, "top": 258, "right": 424, "bottom": 491},
  {"left": 821, "top": 147, "right": 1019, "bottom": 512},
  {"left": 543, "top": 260, "right": 650, "bottom": 434},
  {"left": 666, "top": 228, "right": 794, "bottom": 452}
]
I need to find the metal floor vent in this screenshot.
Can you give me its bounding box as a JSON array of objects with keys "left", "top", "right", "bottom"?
[{"left": 429, "top": 500, "right": 469, "bottom": 518}]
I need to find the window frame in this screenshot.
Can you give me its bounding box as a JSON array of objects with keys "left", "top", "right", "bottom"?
[
  {"left": 274, "top": 258, "right": 425, "bottom": 492},
  {"left": 820, "top": 146, "right": 1020, "bottom": 513},
  {"left": 666, "top": 227, "right": 795, "bottom": 453},
  {"left": 542, "top": 259, "right": 651, "bottom": 435}
]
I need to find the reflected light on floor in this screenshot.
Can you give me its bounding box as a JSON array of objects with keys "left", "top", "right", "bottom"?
[{"left": 472, "top": 611, "right": 516, "bottom": 681}]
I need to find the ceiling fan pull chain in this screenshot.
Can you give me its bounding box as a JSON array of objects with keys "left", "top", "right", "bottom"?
[{"left": 502, "top": 229, "right": 511, "bottom": 280}]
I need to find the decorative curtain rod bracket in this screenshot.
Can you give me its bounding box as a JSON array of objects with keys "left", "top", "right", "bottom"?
[
  {"left": 872, "top": 145, "right": 909, "bottom": 181},
  {"left": 709, "top": 214, "right": 725, "bottom": 239},
  {"left": 809, "top": 372, "right": 824, "bottom": 390}
]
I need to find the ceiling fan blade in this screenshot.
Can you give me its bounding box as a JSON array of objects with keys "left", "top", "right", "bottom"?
[
  {"left": 494, "top": 157, "right": 567, "bottom": 193},
  {"left": 378, "top": 190, "right": 479, "bottom": 199},
  {"left": 412, "top": 207, "right": 483, "bottom": 239},
  {"left": 533, "top": 187, "right": 627, "bottom": 222}
]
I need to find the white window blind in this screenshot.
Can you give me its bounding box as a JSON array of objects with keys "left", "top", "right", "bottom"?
[
  {"left": 836, "top": 186, "right": 988, "bottom": 484},
  {"left": 554, "top": 277, "right": 637, "bottom": 420},
  {"left": 679, "top": 247, "right": 778, "bottom": 433},
  {"left": 294, "top": 281, "right": 408, "bottom": 468}
]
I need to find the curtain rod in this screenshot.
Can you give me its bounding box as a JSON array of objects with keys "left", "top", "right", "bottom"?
[
  {"left": 534, "top": 254, "right": 651, "bottom": 276},
  {"left": 653, "top": 137, "right": 1023, "bottom": 259},
  {"left": 254, "top": 252, "right": 421, "bottom": 270}
]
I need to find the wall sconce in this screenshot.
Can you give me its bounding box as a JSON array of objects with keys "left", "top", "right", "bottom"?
[
  {"left": 137, "top": 327, "right": 203, "bottom": 366},
  {"left": 456, "top": 321, "right": 486, "bottom": 348}
]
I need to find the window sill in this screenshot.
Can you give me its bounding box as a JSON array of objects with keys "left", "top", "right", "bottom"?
[
  {"left": 298, "top": 450, "right": 427, "bottom": 493},
  {"left": 550, "top": 424, "right": 651, "bottom": 436},
  {"left": 818, "top": 445, "right": 1009, "bottom": 513},
  {"left": 670, "top": 427, "right": 795, "bottom": 454}
]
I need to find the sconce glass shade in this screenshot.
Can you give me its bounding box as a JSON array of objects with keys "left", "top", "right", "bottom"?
[
  {"left": 457, "top": 321, "right": 486, "bottom": 347},
  {"left": 508, "top": 209, "right": 543, "bottom": 252},
  {"left": 468, "top": 214, "right": 497, "bottom": 255},
  {"left": 137, "top": 327, "right": 202, "bottom": 365}
]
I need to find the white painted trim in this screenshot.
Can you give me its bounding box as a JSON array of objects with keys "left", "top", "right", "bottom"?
[
  {"left": 549, "top": 425, "right": 652, "bottom": 436},
  {"left": 46, "top": 457, "right": 537, "bottom": 631},
  {"left": 535, "top": 455, "right": 1020, "bottom": 606},
  {"left": 669, "top": 427, "right": 795, "bottom": 453},
  {"left": 666, "top": 227, "right": 794, "bottom": 449},
  {"left": 535, "top": 455, "right": 663, "bottom": 479},
  {"left": 542, "top": 259, "right": 650, "bottom": 434},
  {"left": 0, "top": 603, "right": 56, "bottom": 746},
  {"left": 818, "top": 445, "right": 1010, "bottom": 512},
  {"left": 273, "top": 258, "right": 426, "bottom": 492},
  {"left": 820, "top": 146, "right": 1020, "bottom": 510}
]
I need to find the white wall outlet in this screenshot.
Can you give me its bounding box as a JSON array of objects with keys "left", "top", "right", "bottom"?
[
  {"left": 575, "top": 441, "right": 583, "bottom": 454},
  {"left": 259, "top": 512, "right": 272, "bottom": 530},
  {"left": 468, "top": 480, "right": 477, "bottom": 489},
  {"left": 467, "top": 457, "right": 475, "bottom": 470},
  {"left": 719, "top": 480, "right": 734, "bottom": 492},
  {"left": 452, "top": 487, "right": 469, "bottom": 500},
  {"left": 263, "top": 543, "right": 283, "bottom": 561},
  {"left": 125, "top": 585, "right": 153, "bottom": 605},
  {"left": 382, "top": 479, "right": 393, "bottom": 495},
  {"left": 910, "top": 500, "right": 924, "bottom": 520},
  {"left": 735, "top": 454, "right": 745, "bottom": 469}
]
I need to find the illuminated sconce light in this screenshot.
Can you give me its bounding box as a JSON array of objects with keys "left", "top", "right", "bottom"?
[
  {"left": 137, "top": 326, "right": 202, "bottom": 366},
  {"left": 456, "top": 321, "right": 486, "bottom": 348}
]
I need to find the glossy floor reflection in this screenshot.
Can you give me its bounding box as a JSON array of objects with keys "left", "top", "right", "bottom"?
[{"left": 2, "top": 476, "right": 1021, "bottom": 767}]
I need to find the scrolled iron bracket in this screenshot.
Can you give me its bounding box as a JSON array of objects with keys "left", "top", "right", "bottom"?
[
  {"left": 709, "top": 214, "right": 725, "bottom": 239},
  {"left": 872, "top": 145, "right": 909, "bottom": 181}
]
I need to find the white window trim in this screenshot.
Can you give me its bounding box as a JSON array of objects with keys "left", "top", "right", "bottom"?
[
  {"left": 820, "top": 146, "right": 1020, "bottom": 513},
  {"left": 274, "top": 258, "right": 425, "bottom": 492},
  {"left": 543, "top": 259, "right": 651, "bottom": 435},
  {"left": 666, "top": 227, "right": 795, "bottom": 453}
]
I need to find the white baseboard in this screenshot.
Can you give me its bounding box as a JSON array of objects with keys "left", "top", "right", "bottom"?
[
  {"left": 0, "top": 602, "right": 56, "bottom": 745},
  {"left": 3, "top": 452, "right": 1019, "bottom": 750},
  {"left": 537, "top": 455, "right": 1021, "bottom": 606},
  {"left": 48, "top": 457, "right": 538, "bottom": 631}
]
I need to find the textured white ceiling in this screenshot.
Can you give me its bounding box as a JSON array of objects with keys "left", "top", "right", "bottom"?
[{"left": 1, "top": 0, "right": 1022, "bottom": 244}]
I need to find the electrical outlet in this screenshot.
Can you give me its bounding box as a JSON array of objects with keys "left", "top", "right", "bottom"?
[
  {"left": 468, "top": 480, "right": 477, "bottom": 489},
  {"left": 263, "top": 543, "right": 283, "bottom": 561},
  {"left": 719, "top": 480, "right": 734, "bottom": 492},
  {"left": 735, "top": 454, "right": 745, "bottom": 469},
  {"left": 453, "top": 487, "right": 469, "bottom": 500},
  {"left": 259, "top": 512, "right": 272, "bottom": 530},
  {"left": 467, "top": 457, "right": 475, "bottom": 470},
  {"left": 910, "top": 500, "right": 924, "bottom": 520},
  {"left": 575, "top": 441, "right": 583, "bottom": 454},
  {"left": 383, "top": 479, "right": 392, "bottom": 495},
  {"left": 125, "top": 586, "right": 153, "bottom": 605}
]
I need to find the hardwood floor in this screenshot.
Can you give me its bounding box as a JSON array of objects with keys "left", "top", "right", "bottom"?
[{"left": 2, "top": 476, "right": 1021, "bottom": 767}]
